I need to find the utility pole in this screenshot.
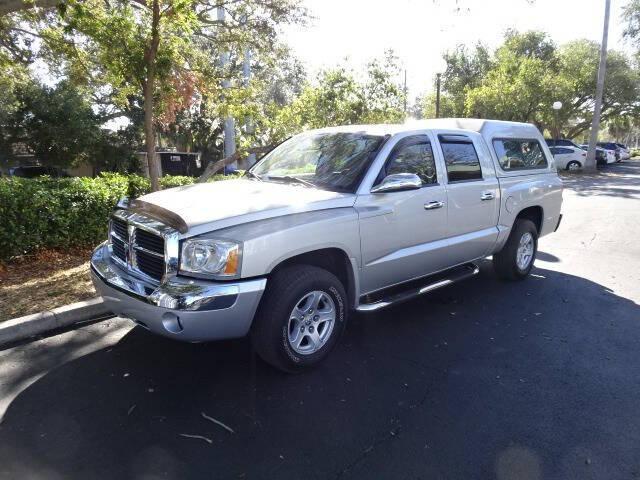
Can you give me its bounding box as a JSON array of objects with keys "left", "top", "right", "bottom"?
[
  {"left": 585, "top": 0, "right": 611, "bottom": 173},
  {"left": 218, "top": 6, "right": 236, "bottom": 168},
  {"left": 435, "top": 73, "right": 442, "bottom": 119},
  {"left": 242, "top": 43, "right": 255, "bottom": 169},
  {"left": 403, "top": 69, "right": 407, "bottom": 117}
]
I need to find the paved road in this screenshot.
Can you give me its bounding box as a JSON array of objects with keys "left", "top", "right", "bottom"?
[{"left": 1, "top": 162, "right": 639, "bottom": 480}]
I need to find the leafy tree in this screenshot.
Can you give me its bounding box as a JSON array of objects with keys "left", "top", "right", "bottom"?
[
  {"left": 271, "top": 51, "right": 406, "bottom": 137},
  {"left": 623, "top": 0, "right": 640, "bottom": 49},
  {"left": 465, "top": 32, "right": 559, "bottom": 125},
  {"left": 37, "top": 0, "right": 306, "bottom": 190},
  {"left": 159, "top": 43, "right": 306, "bottom": 166},
  {"left": 361, "top": 50, "right": 406, "bottom": 124},
  {"left": 416, "top": 92, "right": 457, "bottom": 119},
  {"left": 4, "top": 80, "right": 108, "bottom": 168},
  {"left": 440, "top": 42, "right": 492, "bottom": 116},
  {"left": 432, "top": 30, "right": 640, "bottom": 140},
  {"left": 554, "top": 41, "right": 639, "bottom": 139}
]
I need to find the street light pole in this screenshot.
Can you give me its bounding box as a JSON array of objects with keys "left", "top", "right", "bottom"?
[
  {"left": 218, "top": 6, "right": 236, "bottom": 167},
  {"left": 585, "top": 0, "right": 611, "bottom": 173},
  {"left": 435, "top": 73, "right": 442, "bottom": 119},
  {"left": 553, "top": 101, "right": 562, "bottom": 141}
]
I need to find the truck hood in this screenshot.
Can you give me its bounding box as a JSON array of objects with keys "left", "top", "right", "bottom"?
[{"left": 138, "top": 179, "right": 356, "bottom": 236}]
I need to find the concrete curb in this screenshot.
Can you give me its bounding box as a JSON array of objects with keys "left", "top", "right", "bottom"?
[{"left": 0, "top": 298, "right": 111, "bottom": 346}]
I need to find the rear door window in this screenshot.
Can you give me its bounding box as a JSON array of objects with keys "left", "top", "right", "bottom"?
[
  {"left": 492, "top": 139, "right": 549, "bottom": 171},
  {"left": 438, "top": 134, "right": 483, "bottom": 182}
]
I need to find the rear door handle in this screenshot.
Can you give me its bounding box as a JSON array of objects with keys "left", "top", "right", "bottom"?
[
  {"left": 480, "top": 191, "right": 495, "bottom": 201},
  {"left": 424, "top": 201, "right": 445, "bottom": 210}
]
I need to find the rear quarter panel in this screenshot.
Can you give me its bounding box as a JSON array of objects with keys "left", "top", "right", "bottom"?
[{"left": 478, "top": 123, "right": 564, "bottom": 251}]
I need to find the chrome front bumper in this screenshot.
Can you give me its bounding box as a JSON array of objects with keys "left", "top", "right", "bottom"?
[{"left": 91, "top": 242, "right": 267, "bottom": 341}]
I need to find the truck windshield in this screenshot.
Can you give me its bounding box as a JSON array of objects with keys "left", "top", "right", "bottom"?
[{"left": 250, "top": 132, "right": 386, "bottom": 193}]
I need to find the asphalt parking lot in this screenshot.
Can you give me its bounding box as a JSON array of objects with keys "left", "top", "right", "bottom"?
[{"left": 1, "top": 161, "right": 639, "bottom": 480}]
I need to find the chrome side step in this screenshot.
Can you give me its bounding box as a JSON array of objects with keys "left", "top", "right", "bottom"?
[{"left": 356, "top": 263, "right": 480, "bottom": 312}]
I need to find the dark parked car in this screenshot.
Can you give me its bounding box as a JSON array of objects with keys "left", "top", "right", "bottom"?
[
  {"left": 596, "top": 142, "right": 621, "bottom": 161},
  {"left": 579, "top": 145, "right": 613, "bottom": 166},
  {"left": 8, "top": 166, "right": 68, "bottom": 178}
]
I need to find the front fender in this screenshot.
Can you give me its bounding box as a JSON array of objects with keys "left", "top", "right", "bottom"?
[{"left": 210, "top": 208, "right": 361, "bottom": 279}]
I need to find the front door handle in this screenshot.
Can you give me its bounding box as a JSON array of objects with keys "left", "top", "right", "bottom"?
[
  {"left": 480, "top": 191, "right": 495, "bottom": 201},
  {"left": 424, "top": 200, "right": 445, "bottom": 210}
]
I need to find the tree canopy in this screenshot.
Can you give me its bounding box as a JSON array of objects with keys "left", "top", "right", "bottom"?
[
  {"left": 420, "top": 29, "right": 640, "bottom": 141},
  {"left": 1, "top": 2, "right": 639, "bottom": 180}
]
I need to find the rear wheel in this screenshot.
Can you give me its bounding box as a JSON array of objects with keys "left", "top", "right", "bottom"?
[
  {"left": 251, "top": 265, "right": 347, "bottom": 373},
  {"left": 566, "top": 161, "right": 581, "bottom": 171},
  {"left": 493, "top": 219, "right": 538, "bottom": 281}
]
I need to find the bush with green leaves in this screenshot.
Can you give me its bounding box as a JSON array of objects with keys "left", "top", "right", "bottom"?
[{"left": 0, "top": 172, "right": 237, "bottom": 261}]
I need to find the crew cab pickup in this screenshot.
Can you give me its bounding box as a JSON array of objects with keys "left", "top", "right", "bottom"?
[{"left": 91, "top": 119, "right": 563, "bottom": 372}]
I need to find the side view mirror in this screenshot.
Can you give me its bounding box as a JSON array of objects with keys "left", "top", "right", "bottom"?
[{"left": 371, "top": 173, "right": 422, "bottom": 194}]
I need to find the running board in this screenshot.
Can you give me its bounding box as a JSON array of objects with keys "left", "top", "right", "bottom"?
[{"left": 356, "top": 263, "right": 480, "bottom": 312}]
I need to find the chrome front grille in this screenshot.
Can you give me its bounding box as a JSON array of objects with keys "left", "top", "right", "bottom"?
[
  {"left": 108, "top": 210, "right": 179, "bottom": 283},
  {"left": 131, "top": 229, "right": 165, "bottom": 280},
  {"left": 111, "top": 236, "right": 127, "bottom": 263},
  {"left": 134, "top": 228, "right": 164, "bottom": 255},
  {"left": 111, "top": 217, "right": 128, "bottom": 242}
]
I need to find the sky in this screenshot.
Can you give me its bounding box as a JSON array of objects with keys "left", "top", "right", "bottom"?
[{"left": 283, "top": 0, "right": 633, "bottom": 98}]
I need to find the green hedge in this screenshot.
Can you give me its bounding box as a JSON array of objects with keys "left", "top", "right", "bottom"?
[{"left": 0, "top": 172, "right": 237, "bottom": 261}]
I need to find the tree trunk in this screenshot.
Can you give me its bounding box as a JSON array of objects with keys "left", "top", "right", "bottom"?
[
  {"left": 144, "top": 0, "right": 162, "bottom": 192},
  {"left": 585, "top": 0, "right": 611, "bottom": 173}
]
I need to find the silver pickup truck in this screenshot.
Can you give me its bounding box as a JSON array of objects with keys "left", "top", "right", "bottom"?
[{"left": 91, "top": 119, "right": 563, "bottom": 372}]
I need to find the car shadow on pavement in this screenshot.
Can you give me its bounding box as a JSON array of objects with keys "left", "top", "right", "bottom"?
[
  {"left": 1, "top": 263, "right": 639, "bottom": 480},
  {"left": 535, "top": 251, "right": 560, "bottom": 263},
  {"left": 560, "top": 160, "right": 640, "bottom": 199}
]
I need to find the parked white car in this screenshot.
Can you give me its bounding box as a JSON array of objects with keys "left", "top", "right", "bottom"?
[
  {"left": 549, "top": 146, "right": 586, "bottom": 170},
  {"left": 615, "top": 143, "right": 631, "bottom": 160}
]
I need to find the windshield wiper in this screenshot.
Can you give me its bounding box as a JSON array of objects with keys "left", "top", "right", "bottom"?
[
  {"left": 244, "top": 170, "right": 262, "bottom": 181},
  {"left": 267, "top": 175, "right": 316, "bottom": 188}
]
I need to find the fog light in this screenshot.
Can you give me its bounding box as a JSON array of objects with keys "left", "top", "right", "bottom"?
[{"left": 161, "top": 312, "right": 183, "bottom": 334}]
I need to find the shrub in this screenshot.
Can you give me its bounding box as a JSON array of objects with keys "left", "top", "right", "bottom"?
[
  {"left": 0, "top": 172, "right": 236, "bottom": 261},
  {"left": 630, "top": 148, "right": 640, "bottom": 159}
]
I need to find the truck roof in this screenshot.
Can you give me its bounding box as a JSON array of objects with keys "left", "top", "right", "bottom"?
[{"left": 311, "top": 118, "right": 542, "bottom": 139}]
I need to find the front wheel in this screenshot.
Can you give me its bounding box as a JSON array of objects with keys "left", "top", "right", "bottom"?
[
  {"left": 493, "top": 219, "right": 538, "bottom": 281},
  {"left": 251, "top": 265, "right": 347, "bottom": 373}
]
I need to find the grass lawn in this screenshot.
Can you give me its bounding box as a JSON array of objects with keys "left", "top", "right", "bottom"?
[{"left": 0, "top": 247, "right": 95, "bottom": 321}]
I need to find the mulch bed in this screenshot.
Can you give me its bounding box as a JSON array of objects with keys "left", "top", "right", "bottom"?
[{"left": 0, "top": 247, "right": 96, "bottom": 321}]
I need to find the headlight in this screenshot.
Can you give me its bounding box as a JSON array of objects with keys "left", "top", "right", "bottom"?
[{"left": 180, "top": 239, "right": 241, "bottom": 278}]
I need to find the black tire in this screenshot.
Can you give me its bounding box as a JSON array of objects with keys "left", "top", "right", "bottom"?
[
  {"left": 251, "top": 265, "right": 348, "bottom": 373},
  {"left": 493, "top": 219, "right": 538, "bottom": 281},
  {"left": 566, "top": 161, "right": 581, "bottom": 171}
]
